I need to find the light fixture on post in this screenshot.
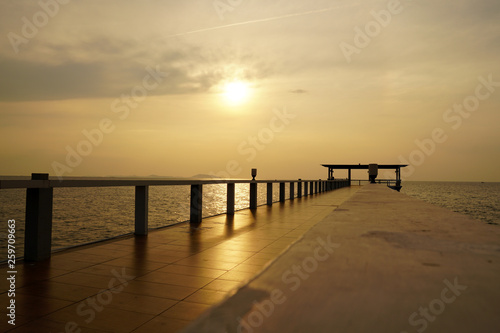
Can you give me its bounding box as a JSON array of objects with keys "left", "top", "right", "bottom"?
[{"left": 251, "top": 168, "right": 257, "bottom": 181}]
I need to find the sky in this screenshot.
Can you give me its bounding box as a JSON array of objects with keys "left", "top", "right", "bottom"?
[{"left": 0, "top": 0, "right": 499, "bottom": 181}]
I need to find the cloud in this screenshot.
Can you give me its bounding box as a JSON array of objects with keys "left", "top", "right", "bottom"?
[{"left": 0, "top": 37, "right": 274, "bottom": 101}]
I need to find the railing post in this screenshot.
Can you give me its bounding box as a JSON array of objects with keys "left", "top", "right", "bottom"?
[
  {"left": 190, "top": 184, "right": 203, "bottom": 226},
  {"left": 279, "top": 182, "right": 285, "bottom": 202},
  {"left": 304, "top": 181, "right": 308, "bottom": 197},
  {"left": 310, "top": 181, "right": 314, "bottom": 195},
  {"left": 227, "top": 183, "right": 235, "bottom": 215},
  {"left": 290, "top": 182, "right": 295, "bottom": 200},
  {"left": 135, "top": 186, "right": 149, "bottom": 236},
  {"left": 314, "top": 181, "right": 318, "bottom": 194},
  {"left": 250, "top": 182, "right": 257, "bottom": 209},
  {"left": 267, "top": 182, "right": 273, "bottom": 206},
  {"left": 25, "top": 173, "right": 53, "bottom": 261},
  {"left": 297, "top": 181, "right": 302, "bottom": 198}
]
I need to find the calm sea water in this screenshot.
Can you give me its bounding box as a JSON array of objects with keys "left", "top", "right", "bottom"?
[
  {"left": 0, "top": 181, "right": 498, "bottom": 261},
  {"left": 401, "top": 181, "right": 500, "bottom": 226}
]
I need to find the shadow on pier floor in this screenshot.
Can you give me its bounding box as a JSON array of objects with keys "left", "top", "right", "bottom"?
[{"left": 0, "top": 186, "right": 360, "bottom": 333}]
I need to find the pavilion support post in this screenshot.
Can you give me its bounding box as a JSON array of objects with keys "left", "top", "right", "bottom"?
[
  {"left": 190, "top": 184, "right": 203, "bottom": 226},
  {"left": 267, "top": 182, "right": 273, "bottom": 206},
  {"left": 396, "top": 168, "right": 401, "bottom": 187},
  {"left": 227, "top": 183, "right": 235, "bottom": 215},
  {"left": 135, "top": 186, "right": 149, "bottom": 236},
  {"left": 250, "top": 182, "right": 258, "bottom": 209},
  {"left": 25, "top": 173, "right": 53, "bottom": 261}
]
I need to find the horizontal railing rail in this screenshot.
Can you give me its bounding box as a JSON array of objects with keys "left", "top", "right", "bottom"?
[
  {"left": 350, "top": 179, "right": 401, "bottom": 185},
  {"left": 1, "top": 178, "right": 344, "bottom": 189},
  {"left": 1, "top": 173, "right": 350, "bottom": 261}
]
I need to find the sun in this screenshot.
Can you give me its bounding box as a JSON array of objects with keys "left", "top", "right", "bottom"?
[{"left": 222, "top": 81, "right": 251, "bottom": 105}]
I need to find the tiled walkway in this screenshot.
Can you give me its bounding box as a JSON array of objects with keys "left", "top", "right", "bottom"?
[{"left": 1, "top": 186, "right": 360, "bottom": 333}]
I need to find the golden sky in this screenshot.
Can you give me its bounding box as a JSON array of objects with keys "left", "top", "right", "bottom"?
[{"left": 1, "top": 0, "right": 499, "bottom": 181}]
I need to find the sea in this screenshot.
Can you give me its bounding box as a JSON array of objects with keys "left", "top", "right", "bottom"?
[{"left": 0, "top": 180, "right": 498, "bottom": 261}]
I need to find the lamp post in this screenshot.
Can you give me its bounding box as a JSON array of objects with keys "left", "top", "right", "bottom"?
[
  {"left": 251, "top": 168, "right": 257, "bottom": 181},
  {"left": 250, "top": 169, "right": 257, "bottom": 209}
]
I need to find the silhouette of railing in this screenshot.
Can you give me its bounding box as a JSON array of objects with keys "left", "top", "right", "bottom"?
[
  {"left": 0, "top": 173, "right": 350, "bottom": 261},
  {"left": 350, "top": 179, "right": 401, "bottom": 187}
]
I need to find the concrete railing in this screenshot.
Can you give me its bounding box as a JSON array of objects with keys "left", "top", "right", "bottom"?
[{"left": 0, "top": 174, "right": 350, "bottom": 261}]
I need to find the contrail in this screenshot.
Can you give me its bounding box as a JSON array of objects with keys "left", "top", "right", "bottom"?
[{"left": 164, "top": 4, "right": 358, "bottom": 38}]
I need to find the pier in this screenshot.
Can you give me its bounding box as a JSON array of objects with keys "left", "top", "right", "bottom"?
[
  {"left": 1, "top": 180, "right": 355, "bottom": 333},
  {"left": 0, "top": 174, "right": 349, "bottom": 261},
  {"left": 184, "top": 185, "right": 500, "bottom": 333},
  {"left": 1, "top": 179, "right": 499, "bottom": 332}
]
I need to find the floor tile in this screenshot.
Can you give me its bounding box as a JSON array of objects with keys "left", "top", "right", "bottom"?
[
  {"left": 184, "top": 289, "right": 229, "bottom": 305},
  {"left": 17, "top": 281, "right": 102, "bottom": 302},
  {"left": 5, "top": 318, "right": 111, "bottom": 333},
  {"left": 137, "top": 271, "right": 213, "bottom": 288},
  {"left": 232, "top": 263, "right": 266, "bottom": 274},
  {"left": 51, "top": 271, "right": 128, "bottom": 289},
  {"left": 107, "top": 292, "right": 178, "bottom": 315},
  {"left": 45, "top": 303, "right": 154, "bottom": 333},
  {"left": 174, "top": 258, "right": 239, "bottom": 271},
  {"left": 203, "top": 279, "right": 243, "bottom": 292},
  {"left": 157, "top": 265, "right": 227, "bottom": 279},
  {"left": 0, "top": 293, "right": 72, "bottom": 320},
  {"left": 160, "top": 301, "right": 211, "bottom": 321},
  {"left": 124, "top": 280, "right": 197, "bottom": 300},
  {"left": 131, "top": 316, "right": 190, "bottom": 333},
  {"left": 217, "top": 270, "right": 258, "bottom": 282}
]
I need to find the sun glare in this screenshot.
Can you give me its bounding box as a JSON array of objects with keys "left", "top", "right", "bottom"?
[{"left": 222, "top": 81, "right": 251, "bottom": 105}]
